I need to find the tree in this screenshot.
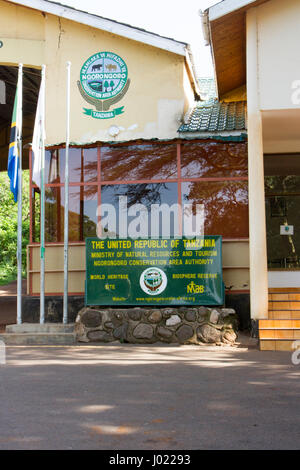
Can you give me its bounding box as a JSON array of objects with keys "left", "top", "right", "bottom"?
[
  {"left": 0, "top": 170, "right": 30, "bottom": 285},
  {"left": 104, "top": 81, "right": 109, "bottom": 92}
]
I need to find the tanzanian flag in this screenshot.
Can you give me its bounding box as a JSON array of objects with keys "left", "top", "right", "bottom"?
[{"left": 7, "top": 85, "right": 21, "bottom": 202}]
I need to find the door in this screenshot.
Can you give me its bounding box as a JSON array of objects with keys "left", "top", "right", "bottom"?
[{"left": 264, "top": 154, "right": 300, "bottom": 287}]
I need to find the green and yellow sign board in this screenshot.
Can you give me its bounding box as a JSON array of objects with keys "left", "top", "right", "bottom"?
[
  {"left": 77, "top": 51, "right": 130, "bottom": 120},
  {"left": 85, "top": 237, "right": 224, "bottom": 306}
]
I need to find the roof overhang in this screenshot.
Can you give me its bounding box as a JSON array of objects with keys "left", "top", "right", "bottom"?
[
  {"left": 204, "top": 0, "right": 270, "bottom": 99},
  {"left": 209, "top": 0, "right": 259, "bottom": 21},
  {"left": 7, "top": 0, "right": 187, "bottom": 56},
  {"left": 6, "top": 0, "right": 200, "bottom": 98}
]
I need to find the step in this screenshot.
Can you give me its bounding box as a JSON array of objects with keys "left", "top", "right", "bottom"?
[
  {"left": 268, "top": 302, "right": 300, "bottom": 312},
  {"left": 0, "top": 332, "right": 76, "bottom": 345},
  {"left": 260, "top": 319, "right": 300, "bottom": 328},
  {"left": 259, "top": 319, "right": 300, "bottom": 349},
  {"left": 259, "top": 329, "right": 300, "bottom": 340},
  {"left": 268, "top": 311, "right": 300, "bottom": 320},
  {"left": 269, "top": 293, "right": 300, "bottom": 301},
  {"left": 5, "top": 323, "right": 75, "bottom": 334},
  {"left": 260, "top": 339, "right": 300, "bottom": 351}
]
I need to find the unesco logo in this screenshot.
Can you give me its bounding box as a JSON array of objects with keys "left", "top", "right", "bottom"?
[{"left": 140, "top": 268, "right": 167, "bottom": 296}]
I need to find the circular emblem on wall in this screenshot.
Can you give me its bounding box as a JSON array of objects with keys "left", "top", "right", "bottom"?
[
  {"left": 140, "top": 268, "right": 167, "bottom": 296},
  {"left": 80, "top": 51, "right": 128, "bottom": 100}
]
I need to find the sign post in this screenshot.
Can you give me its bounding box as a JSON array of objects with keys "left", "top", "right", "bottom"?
[{"left": 85, "top": 237, "right": 224, "bottom": 307}]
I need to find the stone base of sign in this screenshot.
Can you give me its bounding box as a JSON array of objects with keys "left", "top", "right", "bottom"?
[
  {"left": 75, "top": 306, "right": 239, "bottom": 346},
  {"left": 20, "top": 293, "right": 249, "bottom": 332}
]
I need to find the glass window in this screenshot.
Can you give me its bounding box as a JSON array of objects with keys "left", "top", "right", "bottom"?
[
  {"left": 59, "top": 148, "right": 98, "bottom": 184},
  {"left": 45, "top": 185, "right": 98, "bottom": 242},
  {"left": 34, "top": 142, "right": 249, "bottom": 243},
  {"left": 181, "top": 142, "right": 248, "bottom": 178},
  {"left": 62, "top": 186, "right": 98, "bottom": 241},
  {"left": 101, "top": 183, "right": 179, "bottom": 238},
  {"left": 82, "top": 148, "right": 98, "bottom": 184},
  {"left": 101, "top": 144, "right": 177, "bottom": 181},
  {"left": 45, "top": 187, "right": 63, "bottom": 242},
  {"left": 266, "top": 195, "right": 300, "bottom": 268},
  {"left": 58, "top": 148, "right": 81, "bottom": 183},
  {"left": 42, "top": 148, "right": 98, "bottom": 184},
  {"left": 36, "top": 149, "right": 60, "bottom": 185},
  {"left": 265, "top": 175, "right": 300, "bottom": 195},
  {"left": 265, "top": 175, "right": 300, "bottom": 269},
  {"left": 182, "top": 181, "right": 249, "bottom": 238},
  {"left": 32, "top": 188, "right": 40, "bottom": 242}
]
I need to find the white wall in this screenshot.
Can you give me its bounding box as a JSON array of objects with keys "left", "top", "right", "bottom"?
[
  {"left": 257, "top": 0, "right": 300, "bottom": 111},
  {"left": 268, "top": 271, "right": 300, "bottom": 288}
]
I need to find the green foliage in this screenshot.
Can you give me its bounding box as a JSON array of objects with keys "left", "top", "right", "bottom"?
[{"left": 0, "top": 170, "right": 30, "bottom": 285}]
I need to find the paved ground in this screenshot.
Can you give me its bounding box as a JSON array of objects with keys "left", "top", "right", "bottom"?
[
  {"left": 0, "top": 280, "right": 27, "bottom": 297},
  {"left": 0, "top": 342, "right": 299, "bottom": 450}
]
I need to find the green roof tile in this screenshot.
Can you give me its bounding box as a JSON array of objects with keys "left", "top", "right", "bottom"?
[{"left": 179, "top": 100, "right": 247, "bottom": 134}]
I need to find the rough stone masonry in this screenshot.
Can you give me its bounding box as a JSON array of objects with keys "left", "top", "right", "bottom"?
[{"left": 75, "top": 306, "right": 239, "bottom": 345}]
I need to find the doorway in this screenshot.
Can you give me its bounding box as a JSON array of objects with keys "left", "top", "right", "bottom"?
[{"left": 264, "top": 154, "right": 300, "bottom": 287}]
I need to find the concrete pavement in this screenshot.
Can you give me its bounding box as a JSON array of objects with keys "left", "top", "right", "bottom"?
[{"left": 0, "top": 343, "right": 299, "bottom": 450}]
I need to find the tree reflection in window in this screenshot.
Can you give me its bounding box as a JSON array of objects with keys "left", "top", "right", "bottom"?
[
  {"left": 181, "top": 142, "right": 248, "bottom": 178},
  {"left": 45, "top": 186, "right": 97, "bottom": 242},
  {"left": 182, "top": 181, "right": 249, "bottom": 238},
  {"left": 101, "top": 144, "right": 177, "bottom": 181}
]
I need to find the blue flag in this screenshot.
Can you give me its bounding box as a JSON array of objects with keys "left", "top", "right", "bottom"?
[{"left": 7, "top": 85, "right": 21, "bottom": 202}]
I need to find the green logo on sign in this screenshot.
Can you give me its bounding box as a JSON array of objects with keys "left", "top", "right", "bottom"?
[{"left": 77, "top": 51, "right": 130, "bottom": 119}]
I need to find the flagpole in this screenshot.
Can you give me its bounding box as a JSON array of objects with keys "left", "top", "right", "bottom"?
[
  {"left": 63, "top": 61, "right": 71, "bottom": 324},
  {"left": 40, "top": 64, "right": 46, "bottom": 324},
  {"left": 17, "top": 63, "right": 23, "bottom": 325}
]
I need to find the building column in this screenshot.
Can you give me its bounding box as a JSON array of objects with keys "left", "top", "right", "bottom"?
[{"left": 246, "top": 8, "right": 269, "bottom": 320}]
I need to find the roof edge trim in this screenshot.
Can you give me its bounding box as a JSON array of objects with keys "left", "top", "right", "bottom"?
[{"left": 208, "top": 0, "right": 257, "bottom": 21}]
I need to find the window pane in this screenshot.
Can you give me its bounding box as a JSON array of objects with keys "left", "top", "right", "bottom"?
[
  {"left": 266, "top": 195, "right": 300, "bottom": 268},
  {"left": 45, "top": 187, "right": 63, "bottom": 242},
  {"left": 83, "top": 148, "right": 98, "bottom": 183},
  {"left": 101, "top": 143, "right": 177, "bottom": 181},
  {"left": 265, "top": 175, "right": 300, "bottom": 195},
  {"left": 45, "top": 185, "right": 98, "bottom": 242},
  {"left": 32, "top": 188, "right": 40, "bottom": 242},
  {"left": 44, "top": 148, "right": 98, "bottom": 184},
  {"left": 181, "top": 142, "right": 248, "bottom": 178},
  {"left": 182, "top": 181, "right": 249, "bottom": 238},
  {"left": 62, "top": 186, "right": 98, "bottom": 241},
  {"left": 101, "top": 183, "right": 178, "bottom": 237},
  {"left": 59, "top": 148, "right": 81, "bottom": 183},
  {"left": 37, "top": 149, "right": 60, "bottom": 184},
  {"left": 265, "top": 175, "right": 300, "bottom": 269}
]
